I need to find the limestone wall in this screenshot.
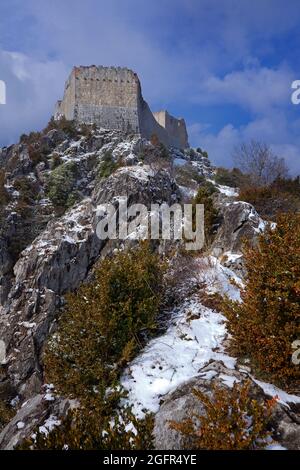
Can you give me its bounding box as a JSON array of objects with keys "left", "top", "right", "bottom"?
[
  {"left": 73, "top": 66, "right": 139, "bottom": 107},
  {"left": 55, "top": 66, "right": 140, "bottom": 133},
  {"left": 55, "top": 73, "right": 76, "bottom": 120},
  {"left": 138, "top": 99, "right": 170, "bottom": 147},
  {"left": 153, "top": 110, "right": 189, "bottom": 148},
  {"left": 54, "top": 66, "right": 189, "bottom": 148}
]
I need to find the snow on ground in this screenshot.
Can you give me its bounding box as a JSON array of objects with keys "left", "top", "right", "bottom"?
[
  {"left": 121, "top": 253, "right": 299, "bottom": 425},
  {"left": 121, "top": 297, "right": 236, "bottom": 417},
  {"left": 223, "top": 252, "right": 243, "bottom": 263},
  {"left": 20, "top": 198, "right": 92, "bottom": 259},
  {"left": 121, "top": 256, "right": 239, "bottom": 417},
  {"left": 112, "top": 140, "right": 132, "bottom": 157},
  {"left": 38, "top": 415, "right": 61, "bottom": 436},
  {"left": 116, "top": 165, "right": 155, "bottom": 182},
  {"left": 197, "top": 256, "right": 244, "bottom": 299},
  {"left": 61, "top": 150, "right": 96, "bottom": 164},
  {"left": 178, "top": 185, "right": 197, "bottom": 200},
  {"left": 219, "top": 374, "right": 240, "bottom": 388},
  {"left": 266, "top": 443, "right": 286, "bottom": 450},
  {"left": 216, "top": 184, "right": 239, "bottom": 197},
  {"left": 226, "top": 200, "right": 270, "bottom": 235},
  {"left": 252, "top": 378, "right": 300, "bottom": 407},
  {"left": 207, "top": 179, "right": 239, "bottom": 197},
  {"left": 174, "top": 158, "right": 187, "bottom": 167}
]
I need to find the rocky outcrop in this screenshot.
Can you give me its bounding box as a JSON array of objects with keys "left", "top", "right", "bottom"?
[
  {"left": 212, "top": 199, "right": 266, "bottom": 258},
  {"left": 0, "top": 155, "right": 180, "bottom": 402},
  {"left": 153, "top": 360, "right": 300, "bottom": 450},
  {"left": 0, "top": 392, "right": 76, "bottom": 450},
  {"left": 209, "top": 196, "right": 270, "bottom": 276}
]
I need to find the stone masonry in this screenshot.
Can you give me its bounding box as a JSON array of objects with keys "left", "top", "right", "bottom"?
[{"left": 54, "top": 66, "right": 189, "bottom": 148}]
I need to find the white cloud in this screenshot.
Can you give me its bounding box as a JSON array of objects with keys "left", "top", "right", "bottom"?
[
  {"left": 270, "top": 143, "right": 300, "bottom": 175},
  {"left": 5, "top": 52, "right": 31, "bottom": 81},
  {"left": 1, "top": 0, "right": 300, "bottom": 176},
  {"left": 189, "top": 123, "right": 240, "bottom": 168},
  {"left": 0, "top": 49, "right": 68, "bottom": 145},
  {"left": 189, "top": 114, "right": 300, "bottom": 175},
  {"left": 193, "top": 65, "right": 293, "bottom": 113}
]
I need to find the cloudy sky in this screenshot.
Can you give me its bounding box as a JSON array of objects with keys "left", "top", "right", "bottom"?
[{"left": 1, "top": 0, "right": 300, "bottom": 173}]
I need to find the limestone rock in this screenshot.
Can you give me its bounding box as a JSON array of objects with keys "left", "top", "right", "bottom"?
[
  {"left": 0, "top": 394, "right": 76, "bottom": 450},
  {"left": 153, "top": 360, "right": 300, "bottom": 450},
  {"left": 211, "top": 199, "right": 267, "bottom": 260},
  {"left": 0, "top": 153, "right": 180, "bottom": 401}
]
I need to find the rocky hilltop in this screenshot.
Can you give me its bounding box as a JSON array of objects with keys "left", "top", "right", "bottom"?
[{"left": 0, "top": 103, "right": 299, "bottom": 449}]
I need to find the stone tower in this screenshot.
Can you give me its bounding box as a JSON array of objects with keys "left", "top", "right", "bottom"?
[{"left": 54, "top": 66, "right": 189, "bottom": 148}]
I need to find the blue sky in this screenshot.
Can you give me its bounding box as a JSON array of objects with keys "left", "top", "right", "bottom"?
[{"left": 1, "top": 0, "right": 300, "bottom": 173}]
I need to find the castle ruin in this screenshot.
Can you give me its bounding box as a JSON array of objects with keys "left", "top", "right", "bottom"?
[{"left": 54, "top": 66, "right": 189, "bottom": 148}]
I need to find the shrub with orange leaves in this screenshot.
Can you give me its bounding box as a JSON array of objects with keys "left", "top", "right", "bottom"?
[
  {"left": 238, "top": 183, "right": 300, "bottom": 220},
  {"left": 170, "top": 380, "right": 274, "bottom": 450},
  {"left": 222, "top": 213, "right": 300, "bottom": 387}
]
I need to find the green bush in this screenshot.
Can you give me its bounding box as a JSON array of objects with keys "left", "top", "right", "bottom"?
[
  {"left": 0, "top": 400, "right": 13, "bottom": 432},
  {"left": 46, "top": 161, "right": 79, "bottom": 209},
  {"left": 13, "top": 176, "right": 39, "bottom": 204},
  {"left": 19, "top": 131, "right": 42, "bottom": 145},
  {"left": 238, "top": 178, "right": 300, "bottom": 219},
  {"left": 196, "top": 148, "right": 208, "bottom": 158},
  {"left": 44, "top": 117, "right": 78, "bottom": 139},
  {"left": 175, "top": 165, "right": 205, "bottom": 188},
  {"left": 157, "top": 143, "right": 170, "bottom": 160},
  {"left": 34, "top": 243, "right": 164, "bottom": 450},
  {"left": 214, "top": 167, "right": 246, "bottom": 188},
  {"left": 222, "top": 213, "right": 300, "bottom": 387},
  {"left": 44, "top": 242, "right": 165, "bottom": 400},
  {"left": 78, "top": 123, "right": 96, "bottom": 139},
  {"left": 98, "top": 152, "right": 119, "bottom": 178},
  {"left": 28, "top": 145, "right": 44, "bottom": 165},
  {"left": 193, "top": 183, "right": 219, "bottom": 246},
  {"left": 51, "top": 153, "right": 62, "bottom": 169},
  {"left": 21, "top": 402, "right": 154, "bottom": 450},
  {"left": 0, "top": 169, "right": 9, "bottom": 208},
  {"left": 186, "top": 148, "right": 196, "bottom": 158}
]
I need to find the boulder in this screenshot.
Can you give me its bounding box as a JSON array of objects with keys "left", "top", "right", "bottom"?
[
  {"left": 0, "top": 393, "right": 77, "bottom": 450},
  {"left": 211, "top": 199, "right": 267, "bottom": 261},
  {"left": 153, "top": 360, "right": 300, "bottom": 450}
]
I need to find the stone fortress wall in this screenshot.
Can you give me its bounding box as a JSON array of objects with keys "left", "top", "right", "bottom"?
[
  {"left": 153, "top": 110, "right": 189, "bottom": 150},
  {"left": 55, "top": 66, "right": 189, "bottom": 148}
]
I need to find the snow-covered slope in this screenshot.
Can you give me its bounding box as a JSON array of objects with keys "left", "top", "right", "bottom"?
[{"left": 121, "top": 256, "right": 239, "bottom": 417}]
